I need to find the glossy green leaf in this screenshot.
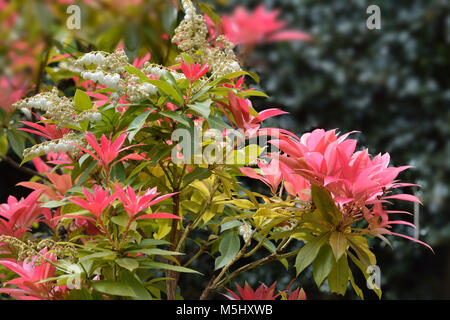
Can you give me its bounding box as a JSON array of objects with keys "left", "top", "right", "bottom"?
[
  {"left": 92, "top": 280, "right": 137, "bottom": 297},
  {"left": 126, "top": 248, "right": 183, "bottom": 256},
  {"left": 182, "top": 167, "right": 212, "bottom": 187},
  {"left": 329, "top": 231, "right": 348, "bottom": 261},
  {"left": 115, "top": 258, "right": 139, "bottom": 272},
  {"left": 188, "top": 99, "right": 212, "bottom": 119},
  {"left": 215, "top": 231, "right": 240, "bottom": 270},
  {"left": 0, "top": 135, "right": 8, "bottom": 156},
  {"left": 311, "top": 185, "right": 340, "bottom": 225},
  {"left": 295, "top": 232, "right": 330, "bottom": 276},
  {"left": 328, "top": 254, "right": 349, "bottom": 296},
  {"left": 74, "top": 89, "right": 92, "bottom": 111},
  {"left": 7, "top": 129, "right": 25, "bottom": 159},
  {"left": 313, "top": 244, "right": 334, "bottom": 287},
  {"left": 97, "top": 25, "right": 123, "bottom": 52},
  {"left": 148, "top": 80, "right": 184, "bottom": 105},
  {"left": 120, "top": 270, "right": 152, "bottom": 300},
  {"left": 125, "top": 108, "right": 154, "bottom": 142},
  {"left": 159, "top": 110, "right": 190, "bottom": 127},
  {"left": 139, "top": 261, "right": 201, "bottom": 274}
]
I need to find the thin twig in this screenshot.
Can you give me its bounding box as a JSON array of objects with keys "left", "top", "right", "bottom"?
[{"left": 0, "top": 154, "right": 47, "bottom": 180}]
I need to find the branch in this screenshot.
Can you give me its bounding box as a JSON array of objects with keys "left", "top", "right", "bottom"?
[
  {"left": 175, "top": 177, "right": 220, "bottom": 252},
  {"left": 213, "top": 248, "right": 301, "bottom": 290},
  {"left": 0, "top": 154, "right": 47, "bottom": 180}
]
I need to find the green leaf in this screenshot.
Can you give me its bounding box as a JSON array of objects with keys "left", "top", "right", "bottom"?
[
  {"left": 188, "top": 99, "right": 212, "bottom": 119},
  {"left": 0, "top": 135, "right": 8, "bottom": 156},
  {"left": 220, "top": 220, "right": 243, "bottom": 233},
  {"left": 329, "top": 231, "right": 348, "bottom": 261},
  {"left": 126, "top": 161, "right": 152, "bottom": 183},
  {"left": 147, "top": 144, "right": 173, "bottom": 166},
  {"left": 148, "top": 80, "right": 184, "bottom": 105},
  {"left": 313, "top": 244, "right": 334, "bottom": 287},
  {"left": 139, "top": 239, "right": 170, "bottom": 247},
  {"left": 115, "top": 258, "right": 139, "bottom": 272},
  {"left": 198, "top": 2, "right": 222, "bottom": 25},
  {"left": 125, "top": 108, "right": 154, "bottom": 142},
  {"left": 126, "top": 248, "right": 183, "bottom": 256},
  {"left": 162, "top": 5, "right": 178, "bottom": 34},
  {"left": 295, "top": 232, "right": 330, "bottom": 276},
  {"left": 207, "top": 114, "right": 232, "bottom": 131},
  {"left": 182, "top": 167, "right": 211, "bottom": 187},
  {"left": 215, "top": 231, "right": 240, "bottom": 270},
  {"left": 74, "top": 89, "right": 92, "bottom": 111},
  {"left": 348, "top": 251, "right": 382, "bottom": 299},
  {"left": 80, "top": 251, "right": 117, "bottom": 262},
  {"left": 209, "top": 71, "right": 259, "bottom": 87},
  {"left": 311, "top": 185, "right": 340, "bottom": 225},
  {"left": 92, "top": 280, "right": 137, "bottom": 297},
  {"left": 110, "top": 214, "right": 130, "bottom": 227},
  {"left": 124, "top": 24, "right": 141, "bottom": 62},
  {"left": 41, "top": 200, "right": 67, "bottom": 208},
  {"left": 124, "top": 66, "right": 151, "bottom": 83},
  {"left": 75, "top": 161, "right": 97, "bottom": 186},
  {"left": 120, "top": 270, "right": 152, "bottom": 300},
  {"left": 7, "top": 129, "right": 25, "bottom": 159},
  {"left": 159, "top": 110, "right": 190, "bottom": 127},
  {"left": 97, "top": 25, "right": 124, "bottom": 52},
  {"left": 347, "top": 236, "right": 376, "bottom": 268},
  {"left": 238, "top": 89, "right": 269, "bottom": 98},
  {"left": 349, "top": 270, "right": 364, "bottom": 300},
  {"left": 139, "top": 261, "right": 201, "bottom": 274},
  {"left": 328, "top": 254, "right": 349, "bottom": 296}
]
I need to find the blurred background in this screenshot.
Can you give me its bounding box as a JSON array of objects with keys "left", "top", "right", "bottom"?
[{"left": 0, "top": 0, "right": 449, "bottom": 299}]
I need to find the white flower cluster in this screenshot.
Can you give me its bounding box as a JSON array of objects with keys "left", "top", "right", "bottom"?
[
  {"left": 173, "top": 0, "right": 241, "bottom": 78},
  {"left": 181, "top": 0, "right": 196, "bottom": 20},
  {"left": 239, "top": 223, "right": 253, "bottom": 242},
  {"left": 57, "top": 60, "right": 83, "bottom": 74},
  {"left": 142, "top": 63, "right": 185, "bottom": 81},
  {"left": 125, "top": 75, "right": 158, "bottom": 101},
  {"left": 13, "top": 88, "right": 76, "bottom": 127},
  {"left": 23, "top": 133, "right": 83, "bottom": 159},
  {"left": 77, "top": 110, "right": 102, "bottom": 123},
  {"left": 76, "top": 52, "right": 107, "bottom": 67},
  {"left": 81, "top": 70, "right": 122, "bottom": 91},
  {"left": 74, "top": 49, "right": 128, "bottom": 73},
  {"left": 13, "top": 87, "right": 101, "bottom": 128},
  {"left": 13, "top": 88, "right": 60, "bottom": 112}
]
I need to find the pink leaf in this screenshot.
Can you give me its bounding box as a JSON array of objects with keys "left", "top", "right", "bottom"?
[{"left": 383, "top": 194, "right": 422, "bottom": 204}]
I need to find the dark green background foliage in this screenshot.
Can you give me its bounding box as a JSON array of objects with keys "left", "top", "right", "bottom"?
[{"left": 194, "top": 0, "right": 449, "bottom": 299}]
